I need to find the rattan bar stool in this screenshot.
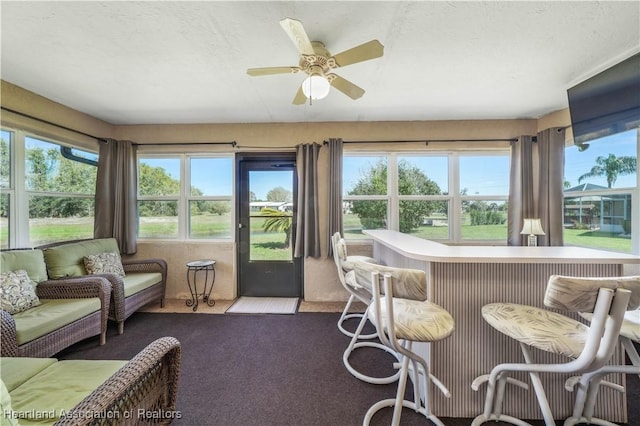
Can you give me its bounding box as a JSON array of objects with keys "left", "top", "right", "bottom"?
[
  {"left": 357, "top": 264, "right": 455, "bottom": 426},
  {"left": 330, "top": 233, "right": 401, "bottom": 385},
  {"left": 471, "top": 275, "right": 638, "bottom": 426},
  {"left": 564, "top": 305, "right": 640, "bottom": 426}
]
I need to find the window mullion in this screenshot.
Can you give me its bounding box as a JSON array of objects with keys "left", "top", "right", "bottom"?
[
  {"left": 450, "top": 154, "right": 460, "bottom": 242},
  {"left": 388, "top": 155, "right": 398, "bottom": 231},
  {"left": 179, "top": 155, "right": 188, "bottom": 240},
  {"left": 14, "top": 131, "right": 29, "bottom": 248}
]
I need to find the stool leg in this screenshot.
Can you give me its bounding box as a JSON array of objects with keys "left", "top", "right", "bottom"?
[
  {"left": 343, "top": 306, "right": 401, "bottom": 385},
  {"left": 338, "top": 294, "right": 376, "bottom": 339}
]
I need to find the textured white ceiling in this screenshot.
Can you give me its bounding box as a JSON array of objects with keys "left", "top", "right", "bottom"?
[{"left": 1, "top": 1, "right": 639, "bottom": 125}]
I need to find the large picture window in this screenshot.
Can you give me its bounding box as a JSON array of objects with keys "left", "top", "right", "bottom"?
[
  {"left": 0, "top": 129, "right": 98, "bottom": 248},
  {"left": 137, "top": 155, "right": 233, "bottom": 240},
  {"left": 564, "top": 128, "right": 638, "bottom": 253},
  {"left": 343, "top": 152, "right": 509, "bottom": 244}
]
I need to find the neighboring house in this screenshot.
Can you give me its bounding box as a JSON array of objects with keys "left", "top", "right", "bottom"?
[{"left": 564, "top": 183, "right": 632, "bottom": 234}]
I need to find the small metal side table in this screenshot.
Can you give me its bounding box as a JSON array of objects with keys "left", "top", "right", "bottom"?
[{"left": 185, "top": 259, "right": 216, "bottom": 312}]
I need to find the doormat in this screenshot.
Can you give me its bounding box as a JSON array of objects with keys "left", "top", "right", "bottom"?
[{"left": 225, "top": 297, "right": 299, "bottom": 315}]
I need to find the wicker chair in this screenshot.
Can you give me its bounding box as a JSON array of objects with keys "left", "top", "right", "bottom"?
[
  {"left": 1, "top": 276, "right": 112, "bottom": 358},
  {"left": 38, "top": 239, "right": 167, "bottom": 335},
  {"left": 2, "top": 336, "right": 182, "bottom": 426}
]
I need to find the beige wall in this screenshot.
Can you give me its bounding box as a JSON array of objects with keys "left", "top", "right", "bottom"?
[{"left": 1, "top": 80, "right": 574, "bottom": 302}]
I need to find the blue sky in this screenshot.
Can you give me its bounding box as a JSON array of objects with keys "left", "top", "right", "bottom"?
[{"left": 564, "top": 129, "right": 637, "bottom": 189}]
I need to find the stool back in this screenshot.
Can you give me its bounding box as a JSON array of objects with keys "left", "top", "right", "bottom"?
[
  {"left": 545, "top": 275, "right": 640, "bottom": 313},
  {"left": 353, "top": 261, "right": 427, "bottom": 301},
  {"left": 543, "top": 275, "right": 638, "bottom": 372}
]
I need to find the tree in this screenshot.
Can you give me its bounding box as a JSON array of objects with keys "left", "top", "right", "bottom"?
[
  {"left": 578, "top": 154, "right": 637, "bottom": 188},
  {"left": 260, "top": 207, "right": 292, "bottom": 247},
  {"left": 266, "top": 186, "right": 292, "bottom": 202},
  {"left": 349, "top": 159, "right": 443, "bottom": 233}
]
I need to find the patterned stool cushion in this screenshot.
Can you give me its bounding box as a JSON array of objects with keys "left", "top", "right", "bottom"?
[
  {"left": 482, "top": 303, "right": 587, "bottom": 359},
  {"left": 342, "top": 256, "right": 377, "bottom": 272},
  {"left": 581, "top": 309, "right": 640, "bottom": 343},
  {"left": 370, "top": 297, "right": 454, "bottom": 342}
]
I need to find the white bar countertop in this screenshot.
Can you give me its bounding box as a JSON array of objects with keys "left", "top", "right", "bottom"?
[{"left": 364, "top": 230, "right": 640, "bottom": 264}]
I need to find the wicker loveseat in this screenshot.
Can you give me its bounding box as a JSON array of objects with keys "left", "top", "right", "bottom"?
[
  {"left": 1, "top": 336, "right": 182, "bottom": 426},
  {"left": 0, "top": 249, "right": 111, "bottom": 358},
  {"left": 39, "top": 238, "right": 167, "bottom": 335}
]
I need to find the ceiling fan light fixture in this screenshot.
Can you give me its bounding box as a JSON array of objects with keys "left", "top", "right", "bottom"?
[{"left": 302, "top": 74, "right": 330, "bottom": 100}]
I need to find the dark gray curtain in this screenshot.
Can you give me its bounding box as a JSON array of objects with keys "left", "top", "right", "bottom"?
[
  {"left": 537, "top": 127, "right": 566, "bottom": 246},
  {"left": 294, "top": 143, "right": 321, "bottom": 258},
  {"left": 94, "top": 139, "right": 137, "bottom": 254},
  {"left": 507, "top": 135, "right": 536, "bottom": 245},
  {"left": 326, "top": 138, "right": 343, "bottom": 257}
]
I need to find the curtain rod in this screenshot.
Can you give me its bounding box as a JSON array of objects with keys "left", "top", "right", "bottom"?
[
  {"left": 135, "top": 141, "right": 236, "bottom": 147},
  {"left": 333, "top": 137, "right": 529, "bottom": 145},
  {"left": 1, "top": 106, "right": 103, "bottom": 140}
]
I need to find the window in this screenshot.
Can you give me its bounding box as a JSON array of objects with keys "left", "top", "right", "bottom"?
[
  {"left": 564, "top": 129, "right": 638, "bottom": 253},
  {"left": 137, "top": 155, "right": 233, "bottom": 240},
  {"left": 0, "top": 129, "right": 98, "bottom": 248},
  {"left": 343, "top": 151, "right": 510, "bottom": 244},
  {"left": 459, "top": 155, "right": 509, "bottom": 241},
  {"left": 343, "top": 156, "right": 388, "bottom": 239},
  {"left": 25, "top": 137, "right": 96, "bottom": 246}
]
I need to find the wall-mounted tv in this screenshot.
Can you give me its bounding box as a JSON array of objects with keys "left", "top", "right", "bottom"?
[{"left": 567, "top": 53, "right": 640, "bottom": 144}]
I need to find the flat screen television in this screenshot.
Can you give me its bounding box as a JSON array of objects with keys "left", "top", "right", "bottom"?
[{"left": 567, "top": 53, "right": 640, "bottom": 144}]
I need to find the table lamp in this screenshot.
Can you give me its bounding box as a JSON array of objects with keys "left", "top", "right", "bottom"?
[{"left": 520, "top": 218, "right": 545, "bottom": 246}]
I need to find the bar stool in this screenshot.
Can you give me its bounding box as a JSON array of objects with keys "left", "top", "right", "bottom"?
[
  {"left": 564, "top": 305, "right": 640, "bottom": 426},
  {"left": 331, "top": 233, "right": 401, "bottom": 384},
  {"left": 471, "top": 275, "right": 638, "bottom": 426},
  {"left": 356, "top": 263, "right": 455, "bottom": 426},
  {"left": 330, "top": 232, "right": 377, "bottom": 339}
]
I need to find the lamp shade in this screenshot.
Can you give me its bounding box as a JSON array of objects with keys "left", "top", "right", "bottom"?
[
  {"left": 302, "top": 75, "right": 330, "bottom": 100},
  {"left": 520, "top": 218, "right": 545, "bottom": 235}
]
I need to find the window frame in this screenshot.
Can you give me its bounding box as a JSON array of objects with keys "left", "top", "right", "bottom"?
[
  {"left": 562, "top": 128, "right": 639, "bottom": 254},
  {"left": 1, "top": 127, "right": 98, "bottom": 248},
  {"left": 137, "top": 153, "right": 235, "bottom": 241},
  {"left": 343, "top": 150, "right": 510, "bottom": 245}
]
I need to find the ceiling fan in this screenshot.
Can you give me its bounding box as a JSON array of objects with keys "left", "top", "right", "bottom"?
[{"left": 247, "top": 18, "right": 384, "bottom": 104}]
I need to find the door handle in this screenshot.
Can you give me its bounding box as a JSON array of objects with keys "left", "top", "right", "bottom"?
[{"left": 238, "top": 223, "right": 244, "bottom": 229}]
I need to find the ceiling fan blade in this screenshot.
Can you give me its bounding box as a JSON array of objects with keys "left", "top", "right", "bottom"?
[
  {"left": 329, "top": 74, "right": 365, "bottom": 100},
  {"left": 279, "top": 18, "right": 315, "bottom": 55},
  {"left": 247, "top": 66, "right": 301, "bottom": 76},
  {"left": 331, "top": 40, "right": 384, "bottom": 67},
  {"left": 292, "top": 85, "right": 307, "bottom": 105}
]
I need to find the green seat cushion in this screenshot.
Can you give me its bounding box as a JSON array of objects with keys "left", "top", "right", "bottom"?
[
  {"left": 13, "top": 298, "right": 101, "bottom": 345},
  {"left": 43, "top": 239, "right": 119, "bottom": 279},
  {"left": 0, "top": 251, "right": 48, "bottom": 283},
  {"left": 9, "top": 360, "right": 126, "bottom": 423},
  {"left": 123, "top": 272, "right": 162, "bottom": 297},
  {"left": 0, "top": 358, "right": 58, "bottom": 392},
  {"left": 1, "top": 379, "right": 19, "bottom": 426}
]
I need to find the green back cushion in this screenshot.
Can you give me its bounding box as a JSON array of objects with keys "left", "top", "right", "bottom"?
[
  {"left": 0, "top": 250, "right": 48, "bottom": 283},
  {"left": 43, "top": 239, "right": 120, "bottom": 279}
]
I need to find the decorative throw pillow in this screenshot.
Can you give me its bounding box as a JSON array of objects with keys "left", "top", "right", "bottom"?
[
  {"left": 0, "top": 270, "right": 41, "bottom": 315},
  {"left": 84, "top": 252, "right": 125, "bottom": 278}
]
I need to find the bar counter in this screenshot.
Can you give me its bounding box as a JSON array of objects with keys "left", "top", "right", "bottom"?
[{"left": 364, "top": 230, "right": 640, "bottom": 421}]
